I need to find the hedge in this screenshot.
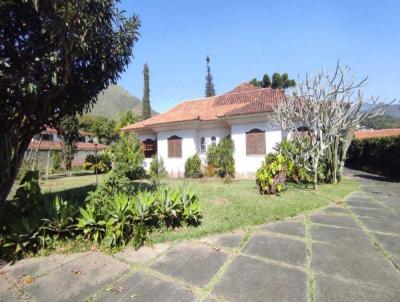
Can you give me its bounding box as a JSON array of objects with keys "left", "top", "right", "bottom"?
[{"left": 346, "top": 135, "right": 400, "bottom": 179}]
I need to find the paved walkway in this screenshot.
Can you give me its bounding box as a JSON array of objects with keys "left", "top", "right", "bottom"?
[{"left": 1, "top": 170, "right": 399, "bottom": 301}]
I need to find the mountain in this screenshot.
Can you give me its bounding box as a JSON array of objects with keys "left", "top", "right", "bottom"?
[
  {"left": 361, "top": 103, "right": 400, "bottom": 118},
  {"left": 88, "top": 84, "right": 157, "bottom": 119}
]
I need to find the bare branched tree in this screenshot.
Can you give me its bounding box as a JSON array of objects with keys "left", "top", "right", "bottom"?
[{"left": 268, "top": 62, "right": 394, "bottom": 189}]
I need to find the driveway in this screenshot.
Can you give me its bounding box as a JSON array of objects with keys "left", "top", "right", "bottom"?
[{"left": 1, "top": 170, "right": 399, "bottom": 301}]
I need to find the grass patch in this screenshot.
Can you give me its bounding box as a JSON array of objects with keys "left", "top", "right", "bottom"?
[
  {"left": 148, "top": 178, "right": 358, "bottom": 243},
  {"left": 11, "top": 174, "right": 357, "bottom": 254}
]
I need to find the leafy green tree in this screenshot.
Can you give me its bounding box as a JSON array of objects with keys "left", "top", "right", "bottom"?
[
  {"left": 262, "top": 74, "right": 271, "bottom": 88},
  {"left": 249, "top": 78, "right": 259, "bottom": 87},
  {"left": 205, "top": 56, "right": 216, "bottom": 97},
  {"left": 250, "top": 73, "right": 295, "bottom": 89},
  {"left": 142, "top": 63, "right": 151, "bottom": 120},
  {"left": 57, "top": 116, "right": 80, "bottom": 176},
  {"left": 0, "top": 1, "right": 140, "bottom": 202},
  {"left": 78, "top": 114, "right": 96, "bottom": 132},
  {"left": 111, "top": 134, "right": 144, "bottom": 180},
  {"left": 271, "top": 73, "right": 283, "bottom": 89},
  {"left": 115, "top": 110, "right": 141, "bottom": 132},
  {"left": 91, "top": 117, "right": 116, "bottom": 144}
]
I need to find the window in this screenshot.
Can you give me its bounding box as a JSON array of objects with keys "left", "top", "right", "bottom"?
[
  {"left": 142, "top": 138, "right": 157, "bottom": 158},
  {"left": 200, "top": 137, "right": 206, "bottom": 153},
  {"left": 211, "top": 136, "right": 217, "bottom": 146},
  {"left": 246, "top": 128, "right": 266, "bottom": 155},
  {"left": 168, "top": 135, "right": 182, "bottom": 158},
  {"left": 41, "top": 134, "right": 54, "bottom": 141}
]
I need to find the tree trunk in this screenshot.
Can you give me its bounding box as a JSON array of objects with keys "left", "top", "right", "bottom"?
[
  {"left": 0, "top": 132, "right": 32, "bottom": 203},
  {"left": 312, "top": 155, "right": 320, "bottom": 190},
  {"left": 337, "top": 128, "right": 355, "bottom": 181}
]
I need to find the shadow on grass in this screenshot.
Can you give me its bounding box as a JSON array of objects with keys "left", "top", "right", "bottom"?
[{"left": 42, "top": 184, "right": 96, "bottom": 203}]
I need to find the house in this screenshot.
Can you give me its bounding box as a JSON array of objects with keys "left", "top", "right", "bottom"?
[
  {"left": 122, "top": 83, "right": 287, "bottom": 178},
  {"left": 27, "top": 127, "right": 108, "bottom": 169}
]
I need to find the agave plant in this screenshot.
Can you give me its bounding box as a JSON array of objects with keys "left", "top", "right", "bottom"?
[
  {"left": 132, "top": 190, "right": 156, "bottom": 223},
  {"left": 76, "top": 205, "right": 105, "bottom": 243},
  {"left": 180, "top": 186, "right": 202, "bottom": 223},
  {"left": 41, "top": 196, "right": 77, "bottom": 237},
  {"left": 154, "top": 186, "right": 181, "bottom": 225}
]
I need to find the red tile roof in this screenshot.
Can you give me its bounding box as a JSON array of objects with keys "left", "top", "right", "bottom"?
[
  {"left": 354, "top": 128, "right": 400, "bottom": 139},
  {"left": 122, "top": 84, "right": 284, "bottom": 131},
  {"left": 28, "top": 141, "right": 108, "bottom": 151}
]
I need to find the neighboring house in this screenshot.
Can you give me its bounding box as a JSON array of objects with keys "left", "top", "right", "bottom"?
[
  {"left": 27, "top": 127, "right": 108, "bottom": 168},
  {"left": 354, "top": 128, "right": 400, "bottom": 139},
  {"left": 122, "top": 83, "right": 286, "bottom": 178}
]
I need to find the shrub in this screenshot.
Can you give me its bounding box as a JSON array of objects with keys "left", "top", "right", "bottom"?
[
  {"left": 184, "top": 154, "right": 202, "bottom": 178},
  {"left": 205, "top": 164, "right": 216, "bottom": 177},
  {"left": 206, "top": 145, "right": 218, "bottom": 167},
  {"left": 82, "top": 151, "right": 112, "bottom": 173},
  {"left": 111, "top": 134, "right": 145, "bottom": 180},
  {"left": 77, "top": 184, "right": 202, "bottom": 248},
  {"left": 256, "top": 153, "right": 288, "bottom": 194},
  {"left": 1, "top": 170, "right": 202, "bottom": 259},
  {"left": 346, "top": 136, "right": 400, "bottom": 178},
  {"left": 206, "top": 137, "right": 235, "bottom": 178},
  {"left": 277, "top": 140, "right": 313, "bottom": 183},
  {"left": 52, "top": 151, "right": 62, "bottom": 171},
  {"left": 1, "top": 171, "right": 81, "bottom": 259},
  {"left": 149, "top": 156, "right": 168, "bottom": 186}
]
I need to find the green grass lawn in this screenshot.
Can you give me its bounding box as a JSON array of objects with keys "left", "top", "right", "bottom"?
[
  {"left": 27, "top": 174, "right": 357, "bottom": 246},
  {"left": 149, "top": 177, "right": 358, "bottom": 243}
]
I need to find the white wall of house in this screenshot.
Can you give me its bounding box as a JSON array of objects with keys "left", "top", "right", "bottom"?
[
  {"left": 157, "top": 129, "right": 198, "bottom": 177},
  {"left": 134, "top": 119, "right": 282, "bottom": 178},
  {"left": 196, "top": 127, "right": 230, "bottom": 163},
  {"left": 231, "top": 122, "right": 282, "bottom": 178}
]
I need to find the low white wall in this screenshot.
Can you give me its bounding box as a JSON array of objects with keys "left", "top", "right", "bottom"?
[
  {"left": 231, "top": 122, "right": 282, "bottom": 178},
  {"left": 157, "top": 129, "right": 198, "bottom": 177}
]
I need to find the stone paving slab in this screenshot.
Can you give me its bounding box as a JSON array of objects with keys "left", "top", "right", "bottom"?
[
  {"left": 311, "top": 224, "right": 372, "bottom": 250},
  {"left": 322, "top": 206, "right": 349, "bottom": 215},
  {"left": 310, "top": 213, "right": 360, "bottom": 229},
  {"left": 3, "top": 253, "right": 86, "bottom": 280},
  {"left": 346, "top": 199, "right": 384, "bottom": 209},
  {"left": 198, "top": 231, "right": 244, "bottom": 249},
  {"left": 261, "top": 221, "right": 306, "bottom": 238},
  {"left": 350, "top": 207, "right": 398, "bottom": 220},
  {"left": 95, "top": 272, "right": 195, "bottom": 302},
  {"left": 315, "top": 274, "right": 400, "bottom": 302},
  {"left": 114, "top": 243, "right": 170, "bottom": 264},
  {"left": 150, "top": 243, "right": 227, "bottom": 288},
  {"left": 358, "top": 216, "right": 400, "bottom": 235},
  {"left": 243, "top": 233, "right": 307, "bottom": 267},
  {"left": 372, "top": 233, "right": 400, "bottom": 266},
  {"left": 23, "top": 252, "right": 130, "bottom": 302},
  {"left": 213, "top": 255, "right": 307, "bottom": 302},
  {"left": 312, "top": 241, "right": 400, "bottom": 291}
]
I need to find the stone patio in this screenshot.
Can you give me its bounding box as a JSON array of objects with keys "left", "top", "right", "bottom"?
[{"left": 1, "top": 169, "right": 399, "bottom": 301}]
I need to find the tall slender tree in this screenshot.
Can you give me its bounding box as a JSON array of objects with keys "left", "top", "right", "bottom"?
[
  {"left": 205, "top": 56, "right": 216, "bottom": 97},
  {"left": 142, "top": 63, "right": 151, "bottom": 120}
]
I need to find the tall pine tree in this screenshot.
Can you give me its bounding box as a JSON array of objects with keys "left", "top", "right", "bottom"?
[
  {"left": 142, "top": 63, "right": 151, "bottom": 120},
  {"left": 205, "top": 56, "right": 216, "bottom": 97}
]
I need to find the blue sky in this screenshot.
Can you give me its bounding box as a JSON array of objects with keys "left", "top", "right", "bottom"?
[{"left": 117, "top": 0, "right": 400, "bottom": 113}]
